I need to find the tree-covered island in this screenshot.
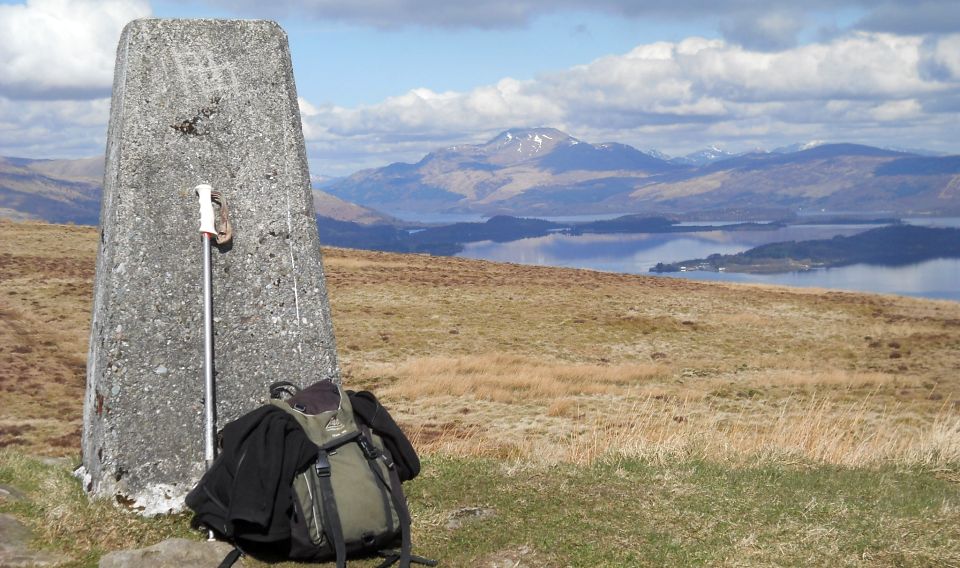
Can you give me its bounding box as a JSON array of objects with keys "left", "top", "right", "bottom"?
[{"left": 650, "top": 225, "right": 960, "bottom": 274}]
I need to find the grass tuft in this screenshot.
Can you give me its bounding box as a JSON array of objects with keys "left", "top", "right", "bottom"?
[{"left": 0, "top": 450, "right": 195, "bottom": 566}]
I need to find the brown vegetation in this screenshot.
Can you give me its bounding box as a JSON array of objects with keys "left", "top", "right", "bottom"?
[
  {"left": 1, "top": 221, "right": 959, "bottom": 468},
  {"left": 321, "top": 246, "right": 960, "bottom": 467},
  {"left": 0, "top": 221, "right": 96, "bottom": 453}
]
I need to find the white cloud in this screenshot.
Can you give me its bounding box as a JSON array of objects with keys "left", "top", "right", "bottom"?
[
  {"left": 304, "top": 32, "right": 956, "bottom": 135},
  {"left": 0, "top": 0, "right": 151, "bottom": 100},
  {"left": 296, "top": 31, "right": 960, "bottom": 174},
  {"left": 0, "top": 97, "right": 110, "bottom": 157},
  {"left": 923, "top": 34, "right": 960, "bottom": 80},
  {"left": 308, "top": 79, "right": 562, "bottom": 139},
  {"left": 678, "top": 33, "right": 941, "bottom": 102},
  {"left": 869, "top": 99, "right": 922, "bottom": 121}
]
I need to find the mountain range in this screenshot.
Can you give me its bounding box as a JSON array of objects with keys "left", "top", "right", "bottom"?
[
  {"left": 4, "top": 128, "right": 960, "bottom": 226},
  {"left": 0, "top": 156, "right": 394, "bottom": 226},
  {"left": 0, "top": 156, "right": 103, "bottom": 224},
  {"left": 324, "top": 128, "right": 960, "bottom": 217}
]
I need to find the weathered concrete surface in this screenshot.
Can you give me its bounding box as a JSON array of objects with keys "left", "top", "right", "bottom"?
[
  {"left": 99, "top": 538, "right": 242, "bottom": 568},
  {"left": 82, "top": 19, "right": 340, "bottom": 514}
]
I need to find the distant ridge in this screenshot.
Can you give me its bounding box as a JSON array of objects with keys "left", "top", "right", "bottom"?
[
  {"left": 669, "top": 145, "right": 740, "bottom": 166},
  {"left": 5, "top": 131, "right": 960, "bottom": 225},
  {"left": 0, "top": 156, "right": 102, "bottom": 224},
  {"left": 0, "top": 155, "right": 395, "bottom": 226},
  {"left": 324, "top": 128, "right": 960, "bottom": 217}
]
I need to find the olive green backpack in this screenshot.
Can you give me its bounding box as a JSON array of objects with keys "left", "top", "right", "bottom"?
[{"left": 268, "top": 380, "right": 435, "bottom": 568}]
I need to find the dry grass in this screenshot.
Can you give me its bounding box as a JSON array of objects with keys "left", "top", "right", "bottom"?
[
  {"left": 377, "top": 353, "right": 670, "bottom": 401},
  {"left": 1, "top": 221, "right": 960, "bottom": 471},
  {"left": 351, "top": 353, "right": 959, "bottom": 468},
  {"left": 0, "top": 221, "right": 96, "bottom": 453},
  {"left": 404, "top": 388, "right": 960, "bottom": 468},
  {"left": 0, "top": 450, "right": 193, "bottom": 564},
  {"left": 322, "top": 246, "right": 960, "bottom": 469},
  {"left": 2, "top": 221, "right": 960, "bottom": 566},
  {"left": 570, "top": 396, "right": 960, "bottom": 467}
]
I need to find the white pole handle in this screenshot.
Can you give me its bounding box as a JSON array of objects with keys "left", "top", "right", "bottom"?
[{"left": 196, "top": 183, "right": 217, "bottom": 236}]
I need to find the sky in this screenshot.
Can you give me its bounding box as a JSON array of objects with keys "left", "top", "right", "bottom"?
[{"left": 0, "top": 0, "right": 959, "bottom": 178}]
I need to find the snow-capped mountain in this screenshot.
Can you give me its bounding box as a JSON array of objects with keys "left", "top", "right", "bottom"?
[
  {"left": 319, "top": 129, "right": 960, "bottom": 217},
  {"left": 670, "top": 145, "right": 741, "bottom": 166},
  {"left": 480, "top": 128, "right": 574, "bottom": 165},
  {"left": 772, "top": 140, "right": 827, "bottom": 154},
  {"left": 644, "top": 149, "right": 672, "bottom": 161},
  {"left": 325, "top": 128, "right": 686, "bottom": 214}
]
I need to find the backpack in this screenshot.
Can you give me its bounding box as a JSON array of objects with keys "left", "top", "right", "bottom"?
[{"left": 186, "top": 380, "right": 435, "bottom": 568}]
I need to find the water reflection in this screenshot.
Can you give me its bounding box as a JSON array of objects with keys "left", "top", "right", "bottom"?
[
  {"left": 457, "top": 225, "right": 960, "bottom": 302},
  {"left": 662, "top": 259, "right": 960, "bottom": 301},
  {"left": 459, "top": 226, "right": 869, "bottom": 272},
  {"left": 904, "top": 217, "right": 960, "bottom": 228}
]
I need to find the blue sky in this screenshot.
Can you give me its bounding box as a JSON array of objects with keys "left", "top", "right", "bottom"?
[{"left": 1, "top": 0, "right": 959, "bottom": 177}]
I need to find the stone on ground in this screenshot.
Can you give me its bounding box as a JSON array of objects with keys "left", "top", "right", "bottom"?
[{"left": 98, "top": 538, "right": 241, "bottom": 568}]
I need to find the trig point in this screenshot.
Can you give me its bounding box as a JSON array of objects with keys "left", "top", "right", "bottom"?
[{"left": 81, "top": 19, "right": 340, "bottom": 514}]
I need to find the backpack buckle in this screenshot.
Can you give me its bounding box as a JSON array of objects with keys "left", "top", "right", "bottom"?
[
  {"left": 382, "top": 452, "right": 395, "bottom": 470},
  {"left": 316, "top": 452, "right": 332, "bottom": 477},
  {"left": 358, "top": 434, "right": 381, "bottom": 460}
]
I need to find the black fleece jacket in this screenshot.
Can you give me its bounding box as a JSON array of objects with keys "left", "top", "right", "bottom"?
[
  {"left": 348, "top": 390, "right": 421, "bottom": 482},
  {"left": 185, "top": 405, "right": 317, "bottom": 542}
]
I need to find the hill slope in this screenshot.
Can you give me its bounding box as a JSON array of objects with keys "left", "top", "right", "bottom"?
[
  {"left": 326, "top": 129, "right": 960, "bottom": 216},
  {"left": 3, "top": 220, "right": 958, "bottom": 458},
  {"left": 0, "top": 156, "right": 395, "bottom": 225},
  {"left": 325, "top": 127, "right": 689, "bottom": 215},
  {"left": 2, "top": 221, "right": 960, "bottom": 566},
  {"left": 635, "top": 144, "right": 960, "bottom": 214},
  {"left": 0, "top": 156, "right": 103, "bottom": 224}
]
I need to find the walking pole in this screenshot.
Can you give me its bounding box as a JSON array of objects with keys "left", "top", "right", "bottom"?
[{"left": 196, "top": 183, "right": 218, "bottom": 541}]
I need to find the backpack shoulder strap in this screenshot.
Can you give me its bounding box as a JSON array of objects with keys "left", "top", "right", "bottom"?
[
  {"left": 386, "top": 454, "right": 413, "bottom": 568},
  {"left": 217, "top": 547, "right": 243, "bottom": 568},
  {"left": 315, "top": 448, "right": 347, "bottom": 568},
  {"left": 358, "top": 425, "right": 414, "bottom": 568},
  {"left": 358, "top": 424, "right": 412, "bottom": 568}
]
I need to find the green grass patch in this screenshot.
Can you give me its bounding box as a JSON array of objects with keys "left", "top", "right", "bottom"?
[
  {"left": 2, "top": 450, "right": 958, "bottom": 567},
  {"left": 0, "top": 450, "right": 196, "bottom": 567},
  {"left": 406, "top": 457, "right": 960, "bottom": 567}
]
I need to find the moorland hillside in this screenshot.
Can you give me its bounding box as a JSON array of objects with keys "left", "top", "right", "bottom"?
[{"left": 2, "top": 221, "right": 959, "bottom": 566}]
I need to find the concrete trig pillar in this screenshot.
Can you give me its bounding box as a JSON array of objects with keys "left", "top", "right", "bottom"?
[{"left": 81, "top": 19, "right": 340, "bottom": 514}]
